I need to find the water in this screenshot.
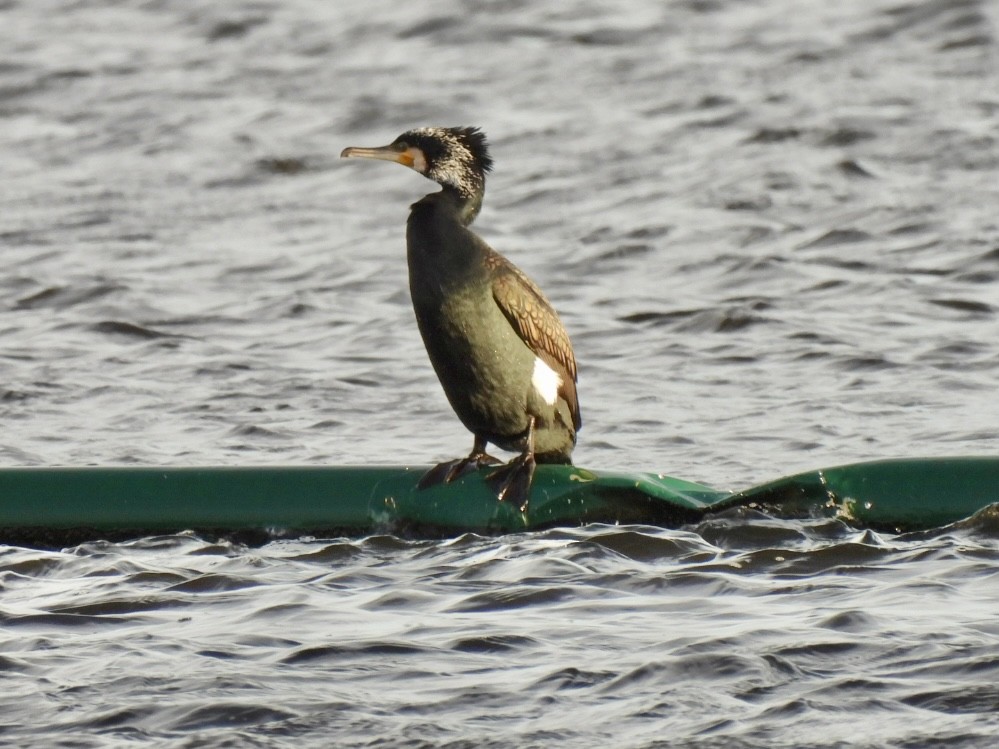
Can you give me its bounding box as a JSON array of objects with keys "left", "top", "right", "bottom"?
[
  {"left": 3, "top": 522, "right": 998, "bottom": 748},
  {"left": 2, "top": 0, "right": 998, "bottom": 745}
]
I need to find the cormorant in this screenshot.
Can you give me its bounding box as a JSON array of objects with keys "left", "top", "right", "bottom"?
[{"left": 341, "top": 126, "right": 581, "bottom": 510}]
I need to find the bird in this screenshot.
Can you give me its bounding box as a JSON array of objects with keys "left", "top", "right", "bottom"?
[{"left": 340, "top": 126, "right": 581, "bottom": 511}]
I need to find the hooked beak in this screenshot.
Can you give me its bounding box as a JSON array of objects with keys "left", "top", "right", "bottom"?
[
  {"left": 340, "top": 144, "right": 415, "bottom": 168},
  {"left": 341, "top": 143, "right": 427, "bottom": 173}
]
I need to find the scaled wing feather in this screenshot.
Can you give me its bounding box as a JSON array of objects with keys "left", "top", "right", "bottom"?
[{"left": 487, "top": 251, "right": 581, "bottom": 430}]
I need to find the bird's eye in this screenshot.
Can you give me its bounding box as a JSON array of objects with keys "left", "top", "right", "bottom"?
[{"left": 395, "top": 141, "right": 409, "bottom": 151}]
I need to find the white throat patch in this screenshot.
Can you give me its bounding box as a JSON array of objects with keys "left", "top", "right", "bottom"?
[{"left": 532, "top": 357, "right": 562, "bottom": 406}]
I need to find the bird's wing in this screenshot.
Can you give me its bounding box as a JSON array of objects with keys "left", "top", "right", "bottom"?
[{"left": 487, "top": 251, "right": 581, "bottom": 430}]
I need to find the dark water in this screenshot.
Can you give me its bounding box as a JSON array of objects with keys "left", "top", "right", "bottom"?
[{"left": 2, "top": 0, "right": 999, "bottom": 746}]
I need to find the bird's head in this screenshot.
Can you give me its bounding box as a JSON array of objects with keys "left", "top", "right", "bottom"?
[{"left": 341, "top": 126, "right": 492, "bottom": 206}]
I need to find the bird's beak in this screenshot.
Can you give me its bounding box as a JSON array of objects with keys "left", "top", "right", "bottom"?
[{"left": 340, "top": 144, "right": 415, "bottom": 168}]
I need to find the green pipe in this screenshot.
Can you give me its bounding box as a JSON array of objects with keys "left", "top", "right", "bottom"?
[
  {"left": 753, "top": 457, "right": 999, "bottom": 530},
  {"left": 1, "top": 458, "right": 997, "bottom": 547}
]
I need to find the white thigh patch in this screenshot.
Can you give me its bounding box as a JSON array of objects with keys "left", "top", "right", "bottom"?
[{"left": 531, "top": 357, "right": 562, "bottom": 405}]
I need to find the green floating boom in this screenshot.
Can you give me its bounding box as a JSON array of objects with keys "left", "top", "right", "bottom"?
[
  {"left": 1, "top": 457, "right": 997, "bottom": 546},
  {"left": 729, "top": 457, "right": 999, "bottom": 531}
]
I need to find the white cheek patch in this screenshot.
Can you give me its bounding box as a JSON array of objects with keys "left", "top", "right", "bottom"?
[
  {"left": 532, "top": 357, "right": 562, "bottom": 406},
  {"left": 409, "top": 148, "right": 427, "bottom": 173}
]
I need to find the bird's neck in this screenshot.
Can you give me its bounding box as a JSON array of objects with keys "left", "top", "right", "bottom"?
[
  {"left": 439, "top": 185, "right": 482, "bottom": 226},
  {"left": 407, "top": 191, "right": 489, "bottom": 290},
  {"left": 409, "top": 188, "right": 485, "bottom": 233}
]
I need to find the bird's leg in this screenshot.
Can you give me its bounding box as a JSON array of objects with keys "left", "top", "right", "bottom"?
[
  {"left": 418, "top": 436, "right": 501, "bottom": 490},
  {"left": 485, "top": 417, "right": 537, "bottom": 512}
]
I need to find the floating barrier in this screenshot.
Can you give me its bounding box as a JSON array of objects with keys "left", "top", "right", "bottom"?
[{"left": 1, "top": 457, "right": 996, "bottom": 547}]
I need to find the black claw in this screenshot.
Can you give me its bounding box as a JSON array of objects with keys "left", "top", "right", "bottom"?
[
  {"left": 447, "top": 452, "right": 501, "bottom": 482},
  {"left": 417, "top": 460, "right": 456, "bottom": 490},
  {"left": 418, "top": 450, "right": 501, "bottom": 490}
]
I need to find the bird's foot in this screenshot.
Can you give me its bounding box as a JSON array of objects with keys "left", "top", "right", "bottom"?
[
  {"left": 418, "top": 451, "right": 502, "bottom": 490},
  {"left": 485, "top": 452, "right": 537, "bottom": 512}
]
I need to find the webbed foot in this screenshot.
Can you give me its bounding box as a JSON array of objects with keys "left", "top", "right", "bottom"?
[
  {"left": 418, "top": 442, "right": 501, "bottom": 490},
  {"left": 485, "top": 451, "right": 537, "bottom": 512}
]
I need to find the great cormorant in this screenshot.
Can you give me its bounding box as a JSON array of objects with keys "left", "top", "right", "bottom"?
[{"left": 341, "top": 126, "right": 581, "bottom": 510}]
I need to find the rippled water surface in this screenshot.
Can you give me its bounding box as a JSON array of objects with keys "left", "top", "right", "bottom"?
[{"left": 2, "top": 0, "right": 999, "bottom": 746}]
